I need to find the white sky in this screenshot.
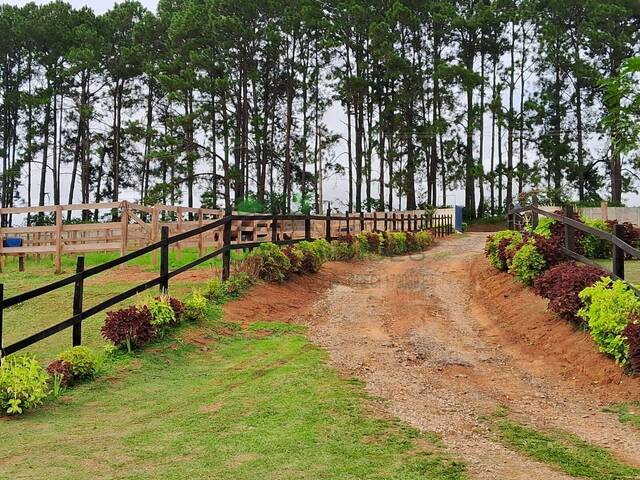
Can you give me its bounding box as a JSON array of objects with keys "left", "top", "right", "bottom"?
[{"left": 5, "top": 0, "right": 158, "bottom": 14}]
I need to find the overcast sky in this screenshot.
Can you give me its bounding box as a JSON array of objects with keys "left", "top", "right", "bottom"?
[{"left": 6, "top": 0, "right": 159, "bottom": 13}]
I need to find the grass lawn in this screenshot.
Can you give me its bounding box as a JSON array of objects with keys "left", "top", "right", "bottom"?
[
  {"left": 486, "top": 411, "right": 640, "bottom": 480},
  {"left": 594, "top": 258, "right": 640, "bottom": 284},
  {"left": 603, "top": 402, "right": 640, "bottom": 430},
  {"left": 0, "top": 319, "right": 466, "bottom": 480},
  {"left": 0, "top": 248, "right": 246, "bottom": 362}
]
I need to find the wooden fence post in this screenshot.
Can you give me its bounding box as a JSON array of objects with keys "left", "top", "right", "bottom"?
[
  {"left": 222, "top": 214, "right": 232, "bottom": 281},
  {"left": 373, "top": 212, "right": 377, "bottom": 232},
  {"left": 359, "top": 212, "right": 365, "bottom": 232},
  {"left": 613, "top": 223, "right": 625, "bottom": 279},
  {"left": 384, "top": 213, "right": 388, "bottom": 231},
  {"left": 305, "top": 214, "right": 311, "bottom": 240},
  {"left": 160, "top": 226, "right": 169, "bottom": 294},
  {"left": 325, "top": 206, "right": 331, "bottom": 241},
  {"left": 507, "top": 203, "right": 514, "bottom": 230},
  {"left": 413, "top": 214, "right": 418, "bottom": 231},
  {"left": 55, "top": 205, "right": 63, "bottom": 274},
  {"left": 392, "top": 213, "right": 397, "bottom": 231},
  {"left": 531, "top": 194, "right": 539, "bottom": 229},
  {"left": 400, "top": 214, "right": 405, "bottom": 232},
  {"left": 197, "top": 208, "right": 204, "bottom": 256},
  {"left": 345, "top": 212, "right": 350, "bottom": 235},
  {"left": 563, "top": 205, "right": 575, "bottom": 252},
  {"left": 120, "top": 201, "right": 129, "bottom": 259},
  {"left": 72, "top": 256, "right": 85, "bottom": 346},
  {"left": 271, "top": 214, "right": 278, "bottom": 242},
  {"left": 151, "top": 205, "right": 159, "bottom": 266}
]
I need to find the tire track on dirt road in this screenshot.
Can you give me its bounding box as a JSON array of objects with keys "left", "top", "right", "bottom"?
[{"left": 306, "top": 233, "right": 640, "bottom": 479}]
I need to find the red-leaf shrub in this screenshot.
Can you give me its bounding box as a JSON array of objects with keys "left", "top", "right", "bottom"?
[
  {"left": 549, "top": 210, "right": 586, "bottom": 255},
  {"left": 46, "top": 360, "right": 74, "bottom": 387},
  {"left": 532, "top": 262, "right": 606, "bottom": 323},
  {"left": 532, "top": 234, "right": 565, "bottom": 267},
  {"left": 405, "top": 232, "right": 419, "bottom": 252},
  {"left": 165, "top": 296, "right": 185, "bottom": 320},
  {"left": 360, "top": 231, "right": 382, "bottom": 253},
  {"left": 606, "top": 220, "right": 640, "bottom": 255},
  {"left": 623, "top": 319, "right": 640, "bottom": 375},
  {"left": 101, "top": 305, "right": 155, "bottom": 352},
  {"left": 282, "top": 245, "right": 303, "bottom": 274},
  {"left": 336, "top": 234, "right": 356, "bottom": 245}
]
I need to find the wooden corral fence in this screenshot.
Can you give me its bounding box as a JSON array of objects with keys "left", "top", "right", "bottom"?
[
  {"left": 508, "top": 204, "right": 639, "bottom": 286},
  {"left": 0, "top": 209, "right": 454, "bottom": 358},
  {"left": 0, "top": 202, "right": 452, "bottom": 274}
]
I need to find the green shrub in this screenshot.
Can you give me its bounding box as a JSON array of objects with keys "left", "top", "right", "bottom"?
[
  {"left": 311, "top": 238, "right": 334, "bottom": 263},
  {"left": 56, "top": 346, "right": 97, "bottom": 382},
  {"left": 282, "top": 245, "right": 303, "bottom": 273},
  {"left": 415, "top": 230, "right": 433, "bottom": 250},
  {"left": 249, "top": 242, "right": 291, "bottom": 282},
  {"left": 0, "top": 354, "right": 49, "bottom": 415},
  {"left": 297, "top": 241, "right": 323, "bottom": 272},
  {"left": 183, "top": 291, "right": 209, "bottom": 322},
  {"left": 578, "top": 278, "right": 640, "bottom": 364},
  {"left": 146, "top": 295, "right": 177, "bottom": 329},
  {"left": 356, "top": 231, "right": 384, "bottom": 255},
  {"left": 224, "top": 272, "right": 255, "bottom": 298},
  {"left": 484, "top": 230, "right": 523, "bottom": 270},
  {"left": 332, "top": 239, "right": 357, "bottom": 260},
  {"left": 203, "top": 278, "right": 227, "bottom": 304},
  {"left": 382, "top": 232, "right": 407, "bottom": 256},
  {"left": 508, "top": 241, "right": 546, "bottom": 285},
  {"left": 532, "top": 217, "right": 555, "bottom": 238},
  {"left": 580, "top": 218, "right": 612, "bottom": 259}
]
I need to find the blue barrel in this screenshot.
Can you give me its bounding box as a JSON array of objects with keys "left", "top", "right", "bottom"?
[
  {"left": 3, "top": 237, "right": 23, "bottom": 247},
  {"left": 454, "top": 205, "right": 463, "bottom": 232}
]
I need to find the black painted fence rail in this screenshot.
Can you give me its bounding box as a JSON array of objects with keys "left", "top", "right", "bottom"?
[
  {"left": 507, "top": 204, "right": 640, "bottom": 288},
  {"left": 0, "top": 210, "right": 453, "bottom": 358}
]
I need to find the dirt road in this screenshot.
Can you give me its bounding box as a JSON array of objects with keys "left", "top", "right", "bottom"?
[{"left": 300, "top": 233, "right": 640, "bottom": 479}]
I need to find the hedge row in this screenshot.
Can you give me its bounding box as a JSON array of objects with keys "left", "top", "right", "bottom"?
[
  {"left": 0, "top": 231, "right": 437, "bottom": 415},
  {"left": 485, "top": 231, "right": 639, "bottom": 375}
]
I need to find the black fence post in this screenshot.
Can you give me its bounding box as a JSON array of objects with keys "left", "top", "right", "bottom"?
[
  {"left": 613, "top": 223, "right": 625, "bottom": 280},
  {"left": 222, "top": 214, "right": 232, "bottom": 281},
  {"left": 271, "top": 214, "right": 278, "bottom": 242},
  {"left": 359, "top": 212, "right": 365, "bottom": 232},
  {"left": 400, "top": 214, "right": 405, "bottom": 231},
  {"left": 345, "top": 212, "right": 350, "bottom": 236},
  {"left": 384, "top": 213, "right": 388, "bottom": 231},
  {"left": 449, "top": 215, "right": 453, "bottom": 235},
  {"left": 305, "top": 214, "right": 311, "bottom": 240},
  {"left": 413, "top": 214, "right": 418, "bottom": 231},
  {"left": 392, "top": 213, "right": 397, "bottom": 231},
  {"left": 373, "top": 212, "right": 377, "bottom": 232},
  {"left": 563, "top": 205, "right": 575, "bottom": 252},
  {"left": 0, "top": 283, "right": 4, "bottom": 360},
  {"left": 325, "top": 206, "right": 332, "bottom": 241},
  {"left": 160, "top": 226, "right": 170, "bottom": 294},
  {"left": 72, "top": 256, "right": 85, "bottom": 347}
]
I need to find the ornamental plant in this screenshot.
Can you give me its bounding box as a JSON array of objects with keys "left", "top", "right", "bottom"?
[
  {"left": 405, "top": 232, "right": 420, "bottom": 252},
  {"left": 533, "top": 262, "right": 606, "bottom": 323},
  {"left": 182, "top": 291, "right": 209, "bottom": 322},
  {"left": 332, "top": 238, "right": 357, "bottom": 260},
  {"left": 415, "top": 230, "right": 433, "bottom": 250},
  {"left": 0, "top": 354, "right": 49, "bottom": 415},
  {"left": 382, "top": 232, "right": 407, "bottom": 256},
  {"left": 311, "top": 239, "right": 334, "bottom": 263},
  {"left": 356, "top": 231, "right": 383, "bottom": 255},
  {"left": 102, "top": 305, "right": 155, "bottom": 352},
  {"left": 578, "top": 278, "right": 640, "bottom": 365},
  {"left": 146, "top": 295, "right": 177, "bottom": 330},
  {"left": 533, "top": 217, "right": 555, "bottom": 238},
  {"left": 282, "top": 245, "right": 303, "bottom": 274},
  {"left": 56, "top": 346, "right": 97, "bottom": 382},
  {"left": 204, "top": 278, "right": 227, "bottom": 304},
  {"left": 297, "top": 241, "right": 323, "bottom": 273},
  {"left": 532, "top": 234, "right": 565, "bottom": 267},
  {"left": 623, "top": 318, "right": 640, "bottom": 374},
  {"left": 485, "top": 230, "right": 523, "bottom": 270},
  {"left": 47, "top": 359, "right": 74, "bottom": 390},
  {"left": 165, "top": 297, "right": 186, "bottom": 320},
  {"left": 580, "top": 218, "right": 612, "bottom": 259},
  {"left": 249, "top": 242, "right": 291, "bottom": 282},
  {"left": 224, "top": 272, "right": 255, "bottom": 298},
  {"left": 508, "top": 241, "right": 546, "bottom": 285}
]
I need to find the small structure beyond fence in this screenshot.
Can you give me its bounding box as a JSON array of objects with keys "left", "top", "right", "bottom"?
[
  {"left": 0, "top": 208, "right": 453, "bottom": 359},
  {"left": 0, "top": 202, "right": 452, "bottom": 274}
]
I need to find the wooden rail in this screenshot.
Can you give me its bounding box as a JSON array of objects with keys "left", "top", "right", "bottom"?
[
  {"left": 507, "top": 205, "right": 639, "bottom": 283},
  {"left": 0, "top": 210, "right": 453, "bottom": 358}
]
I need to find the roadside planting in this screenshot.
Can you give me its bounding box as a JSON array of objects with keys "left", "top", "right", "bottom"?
[
  {"left": 0, "top": 230, "right": 436, "bottom": 416},
  {"left": 485, "top": 226, "right": 640, "bottom": 375}
]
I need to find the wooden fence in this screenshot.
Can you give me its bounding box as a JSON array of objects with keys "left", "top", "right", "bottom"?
[
  {"left": 508, "top": 205, "right": 639, "bottom": 285},
  {"left": 0, "top": 202, "right": 450, "bottom": 274},
  {"left": 0, "top": 209, "right": 453, "bottom": 358}
]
